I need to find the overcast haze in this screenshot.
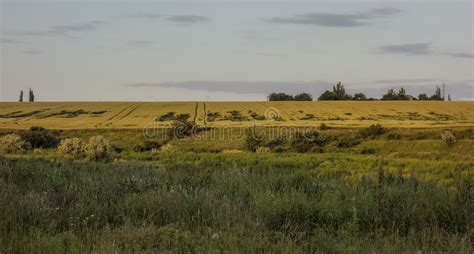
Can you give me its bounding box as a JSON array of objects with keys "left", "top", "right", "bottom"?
[{"left": 1, "top": 0, "right": 473, "bottom": 101}]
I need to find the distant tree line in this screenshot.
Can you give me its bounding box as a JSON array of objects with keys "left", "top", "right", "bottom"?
[
  {"left": 268, "top": 92, "right": 313, "bottom": 101},
  {"left": 268, "top": 82, "right": 448, "bottom": 101}
]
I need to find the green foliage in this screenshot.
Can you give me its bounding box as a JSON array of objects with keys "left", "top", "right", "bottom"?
[
  {"left": 352, "top": 93, "right": 367, "bottom": 101},
  {"left": 418, "top": 93, "right": 429, "bottom": 100},
  {"left": 206, "top": 112, "right": 221, "bottom": 122},
  {"left": 291, "top": 131, "right": 331, "bottom": 152},
  {"left": 225, "top": 111, "right": 247, "bottom": 121},
  {"left": 250, "top": 112, "right": 265, "bottom": 120},
  {"left": 267, "top": 92, "right": 313, "bottom": 101},
  {"left": 319, "top": 123, "right": 330, "bottom": 130},
  {"left": 441, "top": 130, "right": 456, "bottom": 146},
  {"left": 0, "top": 156, "right": 471, "bottom": 253},
  {"left": 85, "top": 136, "right": 114, "bottom": 161},
  {"left": 336, "top": 135, "right": 362, "bottom": 148},
  {"left": 157, "top": 112, "right": 176, "bottom": 122},
  {"left": 58, "top": 138, "right": 84, "bottom": 155},
  {"left": 381, "top": 87, "right": 415, "bottom": 100},
  {"left": 133, "top": 140, "right": 162, "bottom": 152},
  {"left": 360, "top": 124, "right": 387, "bottom": 139},
  {"left": 0, "top": 133, "right": 31, "bottom": 153},
  {"left": 293, "top": 92, "right": 313, "bottom": 101},
  {"left": 245, "top": 128, "right": 264, "bottom": 152},
  {"left": 318, "top": 82, "right": 353, "bottom": 101},
  {"left": 20, "top": 126, "right": 59, "bottom": 149},
  {"left": 268, "top": 92, "right": 294, "bottom": 101}
]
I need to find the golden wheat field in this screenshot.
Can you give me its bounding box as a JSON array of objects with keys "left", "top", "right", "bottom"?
[{"left": 0, "top": 101, "right": 473, "bottom": 129}]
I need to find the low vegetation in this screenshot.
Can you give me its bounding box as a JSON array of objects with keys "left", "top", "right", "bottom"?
[{"left": 0, "top": 156, "right": 471, "bottom": 253}]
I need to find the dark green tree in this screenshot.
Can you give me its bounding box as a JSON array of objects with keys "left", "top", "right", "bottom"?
[
  {"left": 318, "top": 82, "right": 352, "bottom": 100},
  {"left": 268, "top": 92, "right": 293, "bottom": 101},
  {"left": 430, "top": 86, "right": 443, "bottom": 100},
  {"left": 294, "top": 92, "right": 313, "bottom": 101},
  {"left": 28, "top": 88, "right": 35, "bottom": 102},
  {"left": 353, "top": 93, "right": 367, "bottom": 101},
  {"left": 418, "top": 93, "right": 429, "bottom": 100}
]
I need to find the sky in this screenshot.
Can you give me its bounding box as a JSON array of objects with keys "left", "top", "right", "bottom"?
[{"left": 1, "top": 0, "right": 473, "bottom": 101}]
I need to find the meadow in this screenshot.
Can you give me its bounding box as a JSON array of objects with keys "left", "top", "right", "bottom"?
[{"left": 0, "top": 101, "right": 473, "bottom": 253}]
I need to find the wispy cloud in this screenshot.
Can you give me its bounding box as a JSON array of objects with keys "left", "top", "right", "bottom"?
[
  {"left": 166, "top": 15, "right": 210, "bottom": 24},
  {"left": 21, "top": 20, "right": 106, "bottom": 37},
  {"left": 1, "top": 38, "right": 22, "bottom": 44},
  {"left": 126, "top": 80, "right": 332, "bottom": 95},
  {"left": 128, "top": 40, "right": 156, "bottom": 48},
  {"left": 443, "top": 52, "right": 474, "bottom": 59},
  {"left": 264, "top": 8, "right": 400, "bottom": 27},
  {"left": 125, "top": 79, "right": 473, "bottom": 100},
  {"left": 23, "top": 49, "right": 42, "bottom": 55},
  {"left": 376, "top": 42, "right": 432, "bottom": 55},
  {"left": 375, "top": 42, "right": 473, "bottom": 59}
]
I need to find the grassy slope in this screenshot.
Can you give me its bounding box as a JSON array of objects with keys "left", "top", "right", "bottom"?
[{"left": 0, "top": 101, "right": 473, "bottom": 129}]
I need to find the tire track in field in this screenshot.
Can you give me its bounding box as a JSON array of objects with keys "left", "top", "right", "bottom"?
[
  {"left": 117, "top": 103, "right": 143, "bottom": 121},
  {"left": 192, "top": 102, "right": 199, "bottom": 124},
  {"left": 112, "top": 103, "right": 143, "bottom": 126},
  {"left": 96, "top": 104, "right": 136, "bottom": 127}
]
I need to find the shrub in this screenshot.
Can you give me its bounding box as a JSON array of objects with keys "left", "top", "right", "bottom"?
[
  {"left": 157, "top": 112, "right": 176, "bottom": 122},
  {"left": 160, "top": 143, "right": 176, "bottom": 153},
  {"left": 133, "top": 140, "right": 162, "bottom": 152},
  {"left": 319, "top": 123, "right": 330, "bottom": 130},
  {"left": 165, "top": 120, "right": 195, "bottom": 140},
  {"left": 20, "top": 126, "right": 59, "bottom": 149},
  {"left": 386, "top": 132, "right": 402, "bottom": 140},
  {"left": 267, "top": 137, "right": 286, "bottom": 152},
  {"left": 245, "top": 128, "right": 264, "bottom": 152},
  {"left": 0, "top": 133, "right": 31, "bottom": 153},
  {"left": 336, "top": 135, "right": 362, "bottom": 148},
  {"left": 291, "top": 131, "right": 331, "bottom": 153},
  {"left": 58, "top": 138, "right": 84, "bottom": 155},
  {"left": 441, "top": 130, "right": 456, "bottom": 146},
  {"left": 85, "top": 136, "right": 113, "bottom": 161},
  {"left": 225, "top": 110, "right": 247, "bottom": 121},
  {"left": 250, "top": 112, "right": 265, "bottom": 120},
  {"left": 360, "top": 124, "right": 387, "bottom": 139}
]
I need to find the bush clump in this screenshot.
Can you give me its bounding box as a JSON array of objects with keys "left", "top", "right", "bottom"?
[
  {"left": 319, "top": 123, "right": 330, "bottom": 130},
  {"left": 336, "top": 135, "right": 362, "bottom": 148},
  {"left": 360, "top": 124, "right": 387, "bottom": 139},
  {"left": 20, "top": 126, "right": 60, "bottom": 149},
  {"left": 291, "top": 130, "right": 331, "bottom": 153},
  {"left": 160, "top": 143, "right": 176, "bottom": 153},
  {"left": 0, "top": 133, "right": 31, "bottom": 153},
  {"left": 245, "top": 128, "right": 264, "bottom": 152},
  {"left": 58, "top": 138, "right": 84, "bottom": 155},
  {"left": 85, "top": 136, "right": 114, "bottom": 161},
  {"left": 441, "top": 130, "right": 456, "bottom": 146},
  {"left": 133, "top": 140, "right": 162, "bottom": 152}
]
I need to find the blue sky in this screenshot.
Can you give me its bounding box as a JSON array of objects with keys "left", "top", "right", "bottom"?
[{"left": 1, "top": 0, "right": 473, "bottom": 101}]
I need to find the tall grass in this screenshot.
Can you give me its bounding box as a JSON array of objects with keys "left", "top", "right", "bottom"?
[{"left": 0, "top": 156, "right": 472, "bottom": 253}]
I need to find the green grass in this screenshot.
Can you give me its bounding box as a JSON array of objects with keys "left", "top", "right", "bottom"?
[
  {"left": 0, "top": 156, "right": 472, "bottom": 253},
  {"left": 0, "top": 123, "right": 473, "bottom": 252}
]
